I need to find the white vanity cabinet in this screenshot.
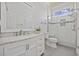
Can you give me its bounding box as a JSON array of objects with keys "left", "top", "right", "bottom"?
[
  {"left": 0, "top": 33, "right": 45, "bottom": 56},
  {"left": 4, "top": 40, "right": 28, "bottom": 56}
]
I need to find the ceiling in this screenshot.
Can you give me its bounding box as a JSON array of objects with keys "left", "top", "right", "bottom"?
[{"left": 49, "top": 2, "right": 65, "bottom": 8}]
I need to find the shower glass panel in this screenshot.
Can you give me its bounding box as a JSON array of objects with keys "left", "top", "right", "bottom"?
[
  {"left": 48, "top": 2, "right": 77, "bottom": 48},
  {"left": 0, "top": 2, "right": 1, "bottom": 33},
  {"left": 76, "top": 2, "right": 79, "bottom": 55}
]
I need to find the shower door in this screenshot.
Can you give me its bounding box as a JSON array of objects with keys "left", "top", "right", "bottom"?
[
  {"left": 77, "top": 3, "right": 79, "bottom": 48},
  {"left": 76, "top": 2, "right": 79, "bottom": 55},
  {"left": 49, "top": 3, "right": 76, "bottom": 48}
]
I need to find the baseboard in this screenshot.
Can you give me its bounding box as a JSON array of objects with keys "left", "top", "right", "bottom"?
[{"left": 58, "top": 41, "right": 76, "bottom": 48}]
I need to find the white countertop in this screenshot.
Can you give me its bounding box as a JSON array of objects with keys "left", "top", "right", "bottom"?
[{"left": 0, "top": 33, "right": 44, "bottom": 45}]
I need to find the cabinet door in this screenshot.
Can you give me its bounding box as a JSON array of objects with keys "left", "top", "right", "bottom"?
[
  {"left": 27, "top": 47, "right": 38, "bottom": 56},
  {"left": 4, "top": 40, "right": 27, "bottom": 56},
  {"left": 37, "top": 44, "right": 44, "bottom": 56},
  {"left": 27, "top": 38, "right": 38, "bottom": 56},
  {"left": 29, "top": 38, "right": 38, "bottom": 49},
  {"left": 37, "top": 35, "right": 45, "bottom": 55},
  {"left": 0, "top": 46, "right": 3, "bottom": 56},
  {"left": 27, "top": 36, "right": 44, "bottom": 56},
  {"left": 28, "top": 35, "right": 44, "bottom": 56}
]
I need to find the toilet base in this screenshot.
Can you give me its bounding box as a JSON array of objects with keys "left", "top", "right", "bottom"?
[{"left": 46, "top": 40, "right": 57, "bottom": 48}]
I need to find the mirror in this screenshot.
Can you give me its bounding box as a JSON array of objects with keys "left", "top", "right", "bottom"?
[{"left": 1, "top": 2, "right": 34, "bottom": 32}]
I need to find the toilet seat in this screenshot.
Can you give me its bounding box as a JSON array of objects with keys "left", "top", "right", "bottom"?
[
  {"left": 47, "top": 38, "right": 57, "bottom": 42},
  {"left": 45, "top": 33, "right": 58, "bottom": 48}
]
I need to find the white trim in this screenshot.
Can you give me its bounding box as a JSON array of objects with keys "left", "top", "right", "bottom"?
[{"left": 58, "top": 41, "right": 76, "bottom": 48}]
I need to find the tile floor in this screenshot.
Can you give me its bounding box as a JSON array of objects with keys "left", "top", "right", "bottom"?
[{"left": 44, "top": 44, "right": 77, "bottom": 56}]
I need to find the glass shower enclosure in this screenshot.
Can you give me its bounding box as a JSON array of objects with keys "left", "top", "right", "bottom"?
[{"left": 47, "top": 2, "right": 79, "bottom": 55}]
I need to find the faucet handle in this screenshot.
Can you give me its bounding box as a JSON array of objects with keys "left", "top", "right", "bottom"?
[
  {"left": 16, "top": 32, "right": 18, "bottom": 36},
  {"left": 19, "top": 30, "right": 22, "bottom": 35}
]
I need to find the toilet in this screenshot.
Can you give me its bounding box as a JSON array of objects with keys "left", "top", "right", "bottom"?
[{"left": 46, "top": 34, "right": 58, "bottom": 48}]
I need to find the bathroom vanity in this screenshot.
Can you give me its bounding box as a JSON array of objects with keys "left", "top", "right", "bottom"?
[
  {"left": 0, "top": 2, "right": 46, "bottom": 56},
  {"left": 0, "top": 33, "right": 45, "bottom": 56}
]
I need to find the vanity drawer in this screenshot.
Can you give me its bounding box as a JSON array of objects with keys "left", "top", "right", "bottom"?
[
  {"left": 27, "top": 47, "right": 38, "bottom": 56},
  {"left": 28, "top": 38, "right": 38, "bottom": 49},
  {"left": 4, "top": 40, "right": 27, "bottom": 56},
  {"left": 37, "top": 44, "right": 45, "bottom": 55}
]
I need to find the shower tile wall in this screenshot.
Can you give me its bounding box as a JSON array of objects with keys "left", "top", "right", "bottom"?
[{"left": 49, "top": 3, "right": 76, "bottom": 48}]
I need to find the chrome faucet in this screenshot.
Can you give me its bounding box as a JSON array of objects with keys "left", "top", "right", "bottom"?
[
  {"left": 15, "top": 29, "right": 23, "bottom": 36},
  {"left": 19, "top": 29, "right": 23, "bottom": 35}
]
